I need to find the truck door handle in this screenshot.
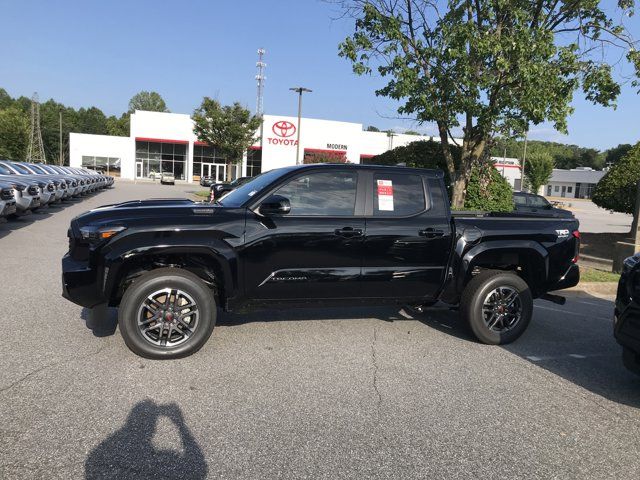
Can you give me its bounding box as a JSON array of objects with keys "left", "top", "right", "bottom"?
[
  {"left": 419, "top": 228, "right": 444, "bottom": 238},
  {"left": 335, "top": 227, "right": 363, "bottom": 238}
]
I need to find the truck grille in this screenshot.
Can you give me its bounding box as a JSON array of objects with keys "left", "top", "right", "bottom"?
[
  {"left": 0, "top": 189, "right": 13, "bottom": 200},
  {"left": 27, "top": 185, "right": 39, "bottom": 196}
]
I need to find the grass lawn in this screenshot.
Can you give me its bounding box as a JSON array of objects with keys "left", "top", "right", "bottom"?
[
  {"left": 580, "top": 267, "right": 620, "bottom": 283},
  {"left": 194, "top": 190, "right": 210, "bottom": 198}
]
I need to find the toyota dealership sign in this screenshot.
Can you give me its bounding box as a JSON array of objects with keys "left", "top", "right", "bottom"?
[{"left": 267, "top": 120, "right": 298, "bottom": 146}]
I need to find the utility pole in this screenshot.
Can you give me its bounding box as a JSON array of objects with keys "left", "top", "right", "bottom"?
[
  {"left": 521, "top": 130, "right": 528, "bottom": 192},
  {"left": 27, "top": 92, "right": 47, "bottom": 164},
  {"left": 289, "top": 87, "right": 312, "bottom": 165},
  {"left": 59, "top": 111, "right": 63, "bottom": 166}
]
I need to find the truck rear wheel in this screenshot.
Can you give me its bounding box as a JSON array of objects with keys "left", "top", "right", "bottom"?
[
  {"left": 460, "top": 270, "right": 532, "bottom": 345},
  {"left": 118, "top": 268, "right": 216, "bottom": 359}
]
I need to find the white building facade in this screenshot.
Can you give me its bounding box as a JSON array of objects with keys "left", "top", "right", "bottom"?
[{"left": 70, "top": 111, "right": 436, "bottom": 183}]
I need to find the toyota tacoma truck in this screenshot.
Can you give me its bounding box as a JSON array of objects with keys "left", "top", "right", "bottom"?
[{"left": 62, "top": 164, "right": 580, "bottom": 358}]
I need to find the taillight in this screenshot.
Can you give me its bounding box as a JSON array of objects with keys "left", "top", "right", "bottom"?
[{"left": 572, "top": 230, "right": 580, "bottom": 263}]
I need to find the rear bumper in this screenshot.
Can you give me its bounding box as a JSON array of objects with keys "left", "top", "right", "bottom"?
[
  {"left": 61, "top": 254, "right": 105, "bottom": 308},
  {"left": 548, "top": 263, "right": 580, "bottom": 292}
]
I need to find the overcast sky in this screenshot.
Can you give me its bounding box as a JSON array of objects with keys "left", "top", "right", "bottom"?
[{"left": 1, "top": 0, "right": 638, "bottom": 150}]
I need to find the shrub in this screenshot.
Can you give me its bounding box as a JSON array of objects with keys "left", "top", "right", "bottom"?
[
  {"left": 524, "top": 152, "right": 554, "bottom": 194},
  {"left": 592, "top": 142, "right": 640, "bottom": 214},
  {"left": 464, "top": 162, "right": 514, "bottom": 212}
]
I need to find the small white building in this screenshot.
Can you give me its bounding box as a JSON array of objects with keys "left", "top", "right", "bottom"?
[
  {"left": 492, "top": 156, "right": 522, "bottom": 189},
  {"left": 543, "top": 168, "right": 605, "bottom": 199}
]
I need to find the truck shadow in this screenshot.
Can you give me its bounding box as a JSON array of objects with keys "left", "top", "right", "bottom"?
[
  {"left": 503, "top": 292, "right": 640, "bottom": 408},
  {"left": 85, "top": 399, "right": 207, "bottom": 480}
]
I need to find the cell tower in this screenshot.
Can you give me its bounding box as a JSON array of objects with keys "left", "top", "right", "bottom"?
[
  {"left": 27, "top": 92, "right": 47, "bottom": 164},
  {"left": 255, "top": 48, "right": 266, "bottom": 117}
]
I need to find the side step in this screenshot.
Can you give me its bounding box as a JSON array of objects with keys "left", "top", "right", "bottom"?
[{"left": 540, "top": 293, "right": 566, "bottom": 305}]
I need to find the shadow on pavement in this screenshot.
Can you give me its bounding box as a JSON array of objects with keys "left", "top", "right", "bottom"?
[
  {"left": 503, "top": 292, "right": 640, "bottom": 408},
  {"left": 82, "top": 305, "right": 118, "bottom": 337},
  {"left": 85, "top": 400, "right": 207, "bottom": 480}
]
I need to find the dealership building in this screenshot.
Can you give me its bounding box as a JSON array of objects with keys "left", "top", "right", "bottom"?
[{"left": 70, "top": 110, "right": 437, "bottom": 183}]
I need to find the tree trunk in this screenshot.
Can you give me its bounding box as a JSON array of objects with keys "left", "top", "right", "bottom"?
[
  {"left": 226, "top": 161, "right": 234, "bottom": 182},
  {"left": 439, "top": 122, "right": 487, "bottom": 210}
]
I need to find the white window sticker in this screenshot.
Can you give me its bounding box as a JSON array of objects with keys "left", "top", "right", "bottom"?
[
  {"left": 377, "top": 179, "right": 394, "bottom": 211},
  {"left": 248, "top": 190, "right": 257, "bottom": 197}
]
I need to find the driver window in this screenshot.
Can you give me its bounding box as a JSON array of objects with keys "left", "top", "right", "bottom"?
[{"left": 274, "top": 171, "right": 358, "bottom": 216}]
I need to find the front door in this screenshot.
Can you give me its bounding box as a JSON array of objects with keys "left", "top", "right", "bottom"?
[
  {"left": 561, "top": 186, "right": 567, "bottom": 197},
  {"left": 136, "top": 162, "right": 143, "bottom": 178},
  {"left": 361, "top": 171, "right": 452, "bottom": 301},
  {"left": 242, "top": 169, "right": 364, "bottom": 300}
]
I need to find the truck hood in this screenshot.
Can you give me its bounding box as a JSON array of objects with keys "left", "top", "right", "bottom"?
[{"left": 72, "top": 198, "right": 217, "bottom": 228}]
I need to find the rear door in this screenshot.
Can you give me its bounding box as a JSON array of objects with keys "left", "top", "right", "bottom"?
[
  {"left": 361, "top": 171, "right": 452, "bottom": 301},
  {"left": 242, "top": 169, "right": 365, "bottom": 300}
]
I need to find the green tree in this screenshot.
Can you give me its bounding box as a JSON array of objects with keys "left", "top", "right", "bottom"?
[
  {"left": 192, "top": 98, "right": 262, "bottom": 179},
  {"left": 106, "top": 114, "right": 130, "bottom": 136},
  {"left": 604, "top": 143, "right": 633, "bottom": 167},
  {"left": 339, "top": 0, "right": 639, "bottom": 208},
  {"left": 592, "top": 143, "right": 640, "bottom": 214},
  {"left": 128, "top": 91, "right": 169, "bottom": 113},
  {"left": 404, "top": 130, "right": 420, "bottom": 135},
  {"left": 365, "top": 125, "right": 380, "bottom": 132},
  {"left": 524, "top": 152, "right": 554, "bottom": 194},
  {"left": 0, "top": 106, "right": 29, "bottom": 160}
]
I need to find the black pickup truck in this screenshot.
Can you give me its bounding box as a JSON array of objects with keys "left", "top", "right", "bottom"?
[{"left": 62, "top": 164, "right": 580, "bottom": 358}]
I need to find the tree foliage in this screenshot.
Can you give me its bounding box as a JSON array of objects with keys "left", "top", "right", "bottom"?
[
  {"left": 192, "top": 98, "right": 262, "bottom": 176},
  {"left": 369, "top": 140, "right": 512, "bottom": 210},
  {"left": 524, "top": 152, "right": 554, "bottom": 194},
  {"left": 338, "top": 0, "right": 639, "bottom": 208},
  {"left": 604, "top": 143, "right": 633, "bottom": 167},
  {"left": 128, "top": 91, "right": 169, "bottom": 113},
  {"left": 592, "top": 143, "right": 640, "bottom": 214},
  {"left": 0, "top": 106, "right": 29, "bottom": 160},
  {"left": 365, "top": 125, "right": 380, "bottom": 132}
]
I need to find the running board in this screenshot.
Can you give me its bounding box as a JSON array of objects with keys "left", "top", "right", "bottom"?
[{"left": 540, "top": 293, "right": 566, "bottom": 305}]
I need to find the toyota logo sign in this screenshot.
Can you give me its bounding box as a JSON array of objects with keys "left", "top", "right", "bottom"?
[{"left": 272, "top": 120, "right": 297, "bottom": 138}]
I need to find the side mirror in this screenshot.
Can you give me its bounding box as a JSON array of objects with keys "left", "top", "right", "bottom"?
[{"left": 259, "top": 195, "right": 291, "bottom": 216}]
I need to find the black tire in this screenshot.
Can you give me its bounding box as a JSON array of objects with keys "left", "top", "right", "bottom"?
[
  {"left": 118, "top": 268, "right": 217, "bottom": 359},
  {"left": 460, "top": 270, "right": 533, "bottom": 345}
]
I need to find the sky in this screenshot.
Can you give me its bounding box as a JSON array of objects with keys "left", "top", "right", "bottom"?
[{"left": 0, "top": 0, "right": 638, "bottom": 151}]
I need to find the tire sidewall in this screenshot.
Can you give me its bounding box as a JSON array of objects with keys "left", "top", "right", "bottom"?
[
  {"left": 118, "top": 269, "right": 216, "bottom": 359},
  {"left": 466, "top": 273, "right": 533, "bottom": 345}
]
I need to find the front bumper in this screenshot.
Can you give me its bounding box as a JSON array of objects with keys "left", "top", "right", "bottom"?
[
  {"left": 61, "top": 254, "right": 105, "bottom": 308},
  {"left": 1, "top": 200, "right": 16, "bottom": 217}
]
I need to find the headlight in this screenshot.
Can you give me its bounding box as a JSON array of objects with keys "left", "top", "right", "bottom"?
[
  {"left": 80, "top": 225, "right": 127, "bottom": 243},
  {"left": 13, "top": 184, "right": 25, "bottom": 191}
]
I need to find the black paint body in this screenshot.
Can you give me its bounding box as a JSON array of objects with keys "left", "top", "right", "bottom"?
[{"left": 615, "top": 254, "right": 640, "bottom": 374}]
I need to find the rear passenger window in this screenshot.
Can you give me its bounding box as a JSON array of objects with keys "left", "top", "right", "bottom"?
[
  {"left": 275, "top": 171, "right": 357, "bottom": 216},
  {"left": 373, "top": 173, "right": 426, "bottom": 216}
]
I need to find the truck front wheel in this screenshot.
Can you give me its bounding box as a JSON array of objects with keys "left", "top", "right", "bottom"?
[
  {"left": 118, "top": 268, "right": 217, "bottom": 359},
  {"left": 460, "top": 270, "right": 533, "bottom": 345}
]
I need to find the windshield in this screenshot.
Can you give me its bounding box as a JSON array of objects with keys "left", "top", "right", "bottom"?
[
  {"left": 218, "top": 169, "right": 287, "bottom": 207},
  {"left": 9, "top": 162, "right": 30, "bottom": 174},
  {"left": 0, "top": 163, "right": 14, "bottom": 175},
  {"left": 30, "top": 164, "right": 48, "bottom": 174}
]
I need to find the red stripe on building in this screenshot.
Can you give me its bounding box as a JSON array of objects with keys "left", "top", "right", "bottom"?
[
  {"left": 360, "top": 154, "right": 376, "bottom": 159},
  {"left": 248, "top": 146, "right": 262, "bottom": 150},
  {"left": 135, "top": 137, "right": 189, "bottom": 145}
]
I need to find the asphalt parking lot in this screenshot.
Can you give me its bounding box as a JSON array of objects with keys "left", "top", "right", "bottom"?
[{"left": 1, "top": 180, "right": 640, "bottom": 479}]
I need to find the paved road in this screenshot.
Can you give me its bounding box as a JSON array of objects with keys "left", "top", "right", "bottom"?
[
  {"left": 549, "top": 197, "right": 633, "bottom": 233},
  {"left": 2, "top": 180, "right": 640, "bottom": 479}
]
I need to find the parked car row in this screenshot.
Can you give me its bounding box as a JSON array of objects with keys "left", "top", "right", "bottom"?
[{"left": 0, "top": 159, "right": 113, "bottom": 220}]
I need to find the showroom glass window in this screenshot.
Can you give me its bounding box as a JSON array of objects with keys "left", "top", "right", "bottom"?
[
  {"left": 372, "top": 173, "right": 426, "bottom": 216},
  {"left": 246, "top": 148, "right": 262, "bottom": 177},
  {"left": 274, "top": 171, "right": 358, "bottom": 216},
  {"left": 135, "top": 141, "right": 186, "bottom": 180},
  {"left": 193, "top": 144, "right": 226, "bottom": 179}
]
